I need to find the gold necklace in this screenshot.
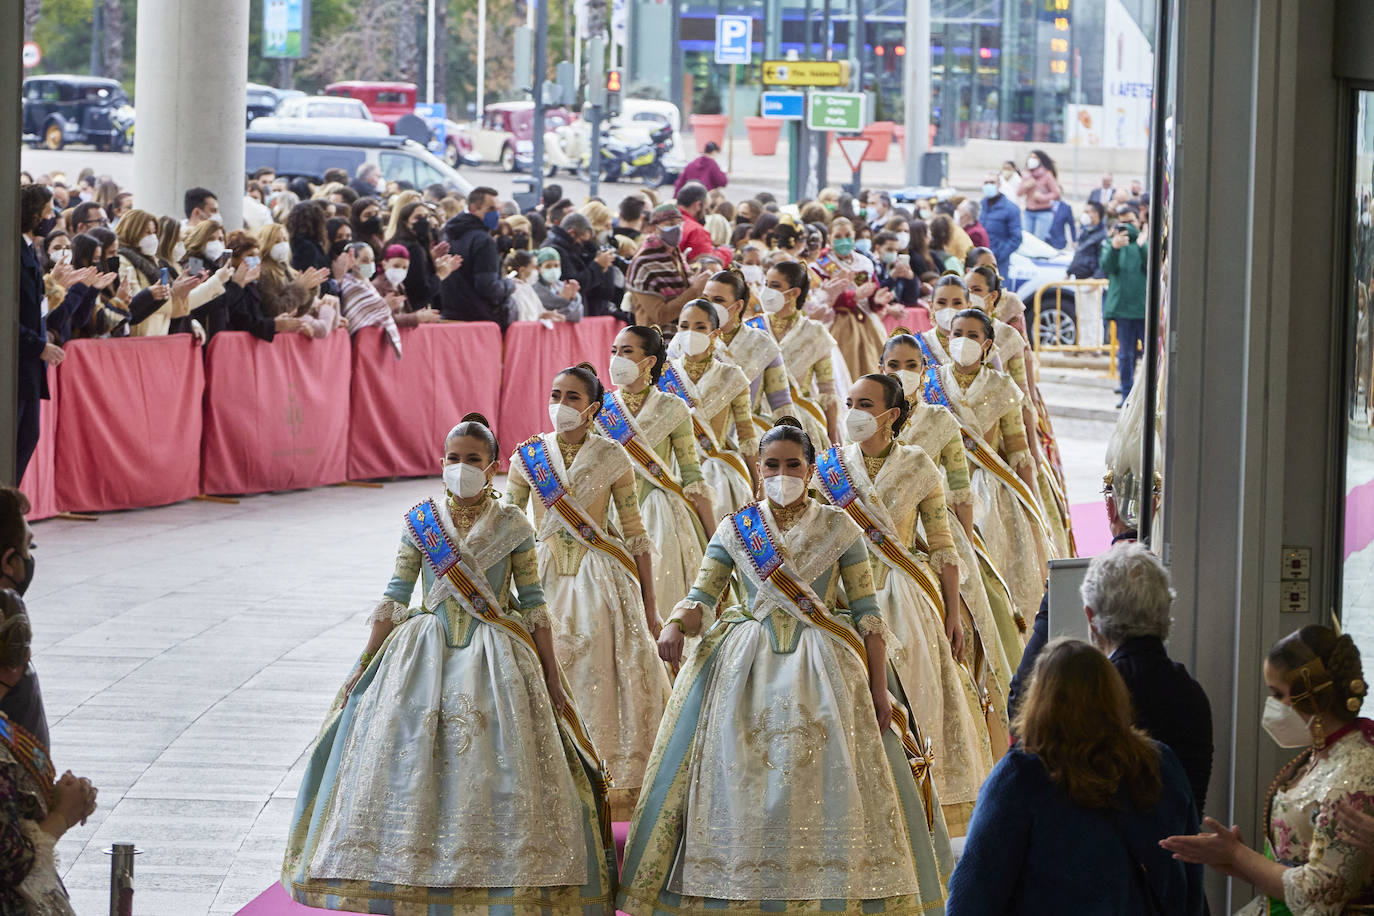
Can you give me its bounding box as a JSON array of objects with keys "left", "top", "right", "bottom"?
[
  {"left": 771, "top": 310, "right": 800, "bottom": 339},
  {"left": 862, "top": 442, "right": 892, "bottom": 479},
  {"left": 446, "top": 494, "right": 487, "bottom": 529},
  {"left": 769, "top": 498, "right": 808, "bottom": 530},
  {"left": 684, "top": 351, "right": 712, "bottom": 383},
  {"left": 621, "top": 385, "right": 650, "bottom": 415},
  {"left": 721, "top": 322, "right": 741, "bottom": 345},
  {"left": 556, "top": 433, "right": 585, "bottom": 467},
  {"left": 952, "top": 364, "right": 981, "bottom": 389}
]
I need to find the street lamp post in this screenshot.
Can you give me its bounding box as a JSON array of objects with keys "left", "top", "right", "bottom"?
[{"left": 902, "top": 0, "right": 930, "bottom": 185}]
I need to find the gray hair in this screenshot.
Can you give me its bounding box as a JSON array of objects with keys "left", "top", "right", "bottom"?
[
  {"left": 560, "top": 212, "right": 592, "bottom": 235},
  {"left": 957, "top": 199, "right": 980, "bottom": 220},
  {"left": 1080, "top": 542, "right": 1174, "bottom": 644}
]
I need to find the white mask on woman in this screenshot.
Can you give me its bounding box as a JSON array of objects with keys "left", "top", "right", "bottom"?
[
  {"left": 385, "top": 267, "right": 408, "bottom": 286},
  {"left": 548, "top": 402, "right": 587, "bottom": 433},
  {"left": 53, "top": 248, "right": 72, "bottom": 265},
  {"left": 203, "top": 240, "right": 226, "bottom": 261},
  {"left": 1261, "top": 696, "right": 1313, "bottom": 748},
  {"left": 356, "top": 260, "right": 376, "bottom": 280},
  {"left": 843, "top": 409, "right": 879, "bottom": 443},
  {"left": 678, "top": 329, "right": 712, "bottom": 357},
  {"left": 934, "top": 307, "right": 958, "bottom": 332},
  {"left": 609, "top": 355, "right": 642, "bottom": 388},
  {"left": 895, "top": 231, "right": 910, "bottom": 249},
  {"left": 139, "top": 234, "right": 159, "bottom": 256},
  {"left": 896, "top": 369, "right": 923, "bottom": 398},
  {"left": 172, "top": 242, "right": 186, "bottom": 263},
  {"left": 270, "top": 241, "right": 291, "bottom": 263},
  {"left": 763, "top": 473, "right": 806, "bottom": 506},
  {"left": 758, "top": 287, "right": 787, "bottom": 313},
  {"left": 948, "top": 336, "right": 985, "bottom": 368},
  {"left": 443, "top": 461, "right": 490, "bottom": 499}
]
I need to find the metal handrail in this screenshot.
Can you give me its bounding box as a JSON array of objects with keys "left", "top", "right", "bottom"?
[{"left": 1030, "top": 277, "right": 1115, "bottom": 376}]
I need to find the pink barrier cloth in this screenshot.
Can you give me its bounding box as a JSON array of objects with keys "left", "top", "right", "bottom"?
[
  {"left": 497, "top": 317, "right": 622, "bottom": 467},
  {"left": 882, "top": 305, "right": 933, "bottom": 335},
  {"left": 54, "top": 337, "right": 204, "bottom": 513},
  {"left": 347, "top": 322, "right": 503, "bottom": 480},
  {"left": 201, "top": 330, "right": 351, "bottom": 496},
  {"left": 18, "top": 366, "right": 59, "bottom": 521}
]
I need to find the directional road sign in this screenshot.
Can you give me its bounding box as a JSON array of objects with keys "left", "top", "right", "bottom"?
[
  {"left": 836, "top": 136, "right": 873, "bottom": 172},
  {"left": 807, "top": 90, "right": 866, "bottom": 132},
  {"left": 760, "top": 91, "right": 805, "bottom": 120},
  {"left": 762, "top": 60, "right": 850, "bottom": 87},
  {"left": 715, "top": 15, "right": 753, "bottom": 65}
]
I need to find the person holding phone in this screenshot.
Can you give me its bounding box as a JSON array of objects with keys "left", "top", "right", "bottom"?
[{"left": 1100, "top": 204, "right": 1148, "bottom": 407}]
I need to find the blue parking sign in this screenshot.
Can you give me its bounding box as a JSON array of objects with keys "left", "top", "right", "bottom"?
[{"left": 715, "top": 15, "right": 753, "bottom": 65}]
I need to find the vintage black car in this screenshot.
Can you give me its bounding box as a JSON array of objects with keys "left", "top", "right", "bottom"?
[{"left": 23, "top": 74, "right": 135, "bottom": 151}]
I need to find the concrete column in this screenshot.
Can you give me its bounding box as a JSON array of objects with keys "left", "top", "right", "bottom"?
[
  {"left": 1, "top": 0, "right": 22, "bottom": 485},
  {"left": 133, "top": 0, "right": 250, "bottom": 232},
  {"left": 901, "top": 0, "right": 930, "bottom": 185}
]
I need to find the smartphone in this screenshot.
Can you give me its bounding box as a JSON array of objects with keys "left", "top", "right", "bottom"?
[
  {"left": 187, "top": 256, "right": 205, "bottom": 275},
  {"left": 897, "top": 254, "right": 911, "bottom": 268},
  {"left": 160, "top": 267, "right": 171, "bottom": 286}
]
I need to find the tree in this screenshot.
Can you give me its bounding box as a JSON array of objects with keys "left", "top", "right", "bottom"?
[
  {"left": 101, "top": 0, "right": 124, "bottom": 82},
  {"left": 23, "top": 0, "right": 40, "bottom": 41}
]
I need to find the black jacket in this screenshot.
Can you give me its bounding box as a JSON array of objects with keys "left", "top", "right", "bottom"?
[
  {"left": 546, "top": 225, "right": 617, "bottom": 317},
  {"left": 19, "top": 240, "right": 48, "bottom": 401},
  {"left": 440, "top": 213, "right": 513, "bottom": 327},
  {"left": 1068, "top": 222, "right": 1108, "bottom": 279}
]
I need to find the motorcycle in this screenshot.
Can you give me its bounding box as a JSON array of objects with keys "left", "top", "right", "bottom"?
[{"left": 578, "top": 123, "right": 674, "bottom": 188}]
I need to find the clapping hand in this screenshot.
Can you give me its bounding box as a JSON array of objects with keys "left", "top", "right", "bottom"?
[
  {"left": 561, "top": 278, "right": 580, "bottom": 302},
  {"left": 434, "top": 253, "right": 460, "bottom": 280},
  {"left": 855, "top": 280, "right": 878, "bottom": 300},
  {"left": 430, "top": 240, "right": 451, "bottom": 260},
  {"left": 89, "top": 271, "right": 119, "bottom": 291},
  {"left": 170, "top": 272, "right": 203, "bottom": 300},
  {"left": 302, "top": 266, "right": 331, "bottom": 288},
  {"left": 51, "top": 263, "right": 95, "bottom": 288},
  {"left": 332, "top": 248, "right": 355, "bottom": 279}
]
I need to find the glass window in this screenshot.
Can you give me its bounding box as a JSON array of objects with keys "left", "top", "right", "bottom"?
[
  {"left": 375, "top": 91, "right": 409, "bottom": 104},
  {"left": 1341, "top": 89, "right": 1374, "bottom": 661},
  {"left": 379, "top": 151, "right": 417, "bottom": 187}
]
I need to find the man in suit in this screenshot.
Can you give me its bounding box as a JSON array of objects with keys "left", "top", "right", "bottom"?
[
  {"left": 17, "top": 184, "right": 65, "bottom": 484},
  {"left": 1088, "top": 173, "right": 1114, "bottom": 206}
]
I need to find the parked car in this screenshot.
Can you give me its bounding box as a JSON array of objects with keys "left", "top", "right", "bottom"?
[
  {"left": 471, "top": 102, "right": 574, "bottom": 172},
  {"left": 1003, "top": 231, "right": 1080, "bottom": 345},
  {"left": 324, "top": 81, "right": 416, "bottom": 130},
  {"left": 276, "top": 95, "right": 375, "bottom": 121},
  {"left": 250, "top": 89, "right": 388, "bottom": 137},
  {"left": 22, "top": 75, "right": 135, "bottom": 152},
  {"left": 245, "top": 132, "right": 473, "bottom": 195}
]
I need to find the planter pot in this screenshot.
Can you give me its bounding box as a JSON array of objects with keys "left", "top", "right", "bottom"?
[
  {"left": 860, "top": 121, "right": 895, "bottom": 161},
  {"left": 688, "top": 114, "right": 729, "bottom": 153},
  {"left": 744, "top": 117, "right": 782, "bottom": 156}
]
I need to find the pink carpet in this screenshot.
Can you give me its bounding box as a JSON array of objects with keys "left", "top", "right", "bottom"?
[
  {"left": 1069, "top": 500, "right": 1112, "bottom": 556},
  {"left": 239, "top": 823, "right": 635, "bottom": 915}
]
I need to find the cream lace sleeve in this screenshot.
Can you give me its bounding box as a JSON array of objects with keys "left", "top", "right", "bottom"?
[
  {"left": 374, "top": 532, "right": 421, "bottom": 624},
  {"left": 669, "top": 415, "right": 706, "bottom": 488},
  {"left": 510, "top": 538, "right": 550, "bottom": 630},
  {"left": 941, "top": 435, "right": 975, "bottom": 505},
  {"left": 999, "top": 407, "right": 1033, "bottom": 470},
  {"left": 812, "top": 355, "right": 838, "bottom": 408},
  {"left": 729, "top": 390, "right": 759, "bottom": 456},
  {"left": 678, "top": 537, "right": 737, "bottom": 629},
  {"left": 612, "top": 469, "right": 652, "bottom": 555},
  {"left": 918, "top": 491, "right": 960, "bottom": 573}
]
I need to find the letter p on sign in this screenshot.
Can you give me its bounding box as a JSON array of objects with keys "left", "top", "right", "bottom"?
[{"left": 715, "top": 16, "right": 752, "bottom": 65}]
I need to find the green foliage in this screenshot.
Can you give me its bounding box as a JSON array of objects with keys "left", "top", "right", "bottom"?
[{"left": 30, "top": 0, "right": 136, "bottom": 93}]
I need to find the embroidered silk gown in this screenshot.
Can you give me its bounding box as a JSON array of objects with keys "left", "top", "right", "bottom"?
[
  {"left": 666, "top": 352, "right": 757, "bottom": 524},
  {"left": 766, "top": 310, "right": 838, "bottom": 450},
  {"left": 283, "top": 496, "right": 614, "bottom": 914},
  {"left": 597, "top": 385, "right": 709, "bottom": 613},
  {"left": 721, "top": 319, "right": 794, "bottom": 432},
  {"left": 618, "top": 499, "right": 953, "bottom": 916},
  {"left": 506, "top": 432, "right": 672, "bottom": 816},
  {"left": 821, "top": 443, "right": 995, "bottom": 834},
  {"left": 0, "top": 717, "right": 71, "bottom": 916},
  {"left": 937, "top": 362, "right": 1056, "bottom": 628},
  {"left": 1237, "top": 719, "right": 1374, "bottom": 915},
  {"left": 900, "top": 398, "right": 1020, "bottom": 694}
]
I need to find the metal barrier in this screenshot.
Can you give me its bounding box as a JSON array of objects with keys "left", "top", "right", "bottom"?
[
  {"left": 1030, "top": 278, "right": 1117, "bottom": 376},
  {"left": 105, "top": 843, "right": 139, "bottom": 916}
]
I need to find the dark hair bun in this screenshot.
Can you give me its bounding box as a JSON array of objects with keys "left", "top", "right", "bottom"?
[
  {"left": 576, "top": 361, "right": 599, "bottom": 377},
  {"left": 773, "top": 417, "right": 804, "bottom": 431},
  {"left": 460, "top": 411, "right": 492, "bottom": 429}
]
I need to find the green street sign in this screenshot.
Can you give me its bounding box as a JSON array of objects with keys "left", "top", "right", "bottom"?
[{"left": 807, "top": 91, "right": 866, "bottom": 132}]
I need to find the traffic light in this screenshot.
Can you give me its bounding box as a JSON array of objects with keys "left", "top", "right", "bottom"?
[{"left": 605, "top": 69, "right": 623, "bottom": 116}]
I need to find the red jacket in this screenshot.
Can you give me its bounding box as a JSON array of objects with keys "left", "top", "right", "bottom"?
[
  {"left": 674, "top": 155, "right": 729, "bottom": 194},
  {"left": 677, "top": 208, "right": 732, "bottom": 266}
]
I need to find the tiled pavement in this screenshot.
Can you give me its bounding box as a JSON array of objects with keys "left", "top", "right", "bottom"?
[{"left": 29, "top": 407, "right": 1118, "bottom": 915}]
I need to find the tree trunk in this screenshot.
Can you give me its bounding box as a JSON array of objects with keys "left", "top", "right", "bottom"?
[
  {"left": 433, "top": 0, "right": 448, "bottom": 105},
  {"left": 586, "top": 0, "right": 606, "bottom": 42},
  {"left": 395, "top": 0, "right": 421, "bottom": 83},
  {"left": 23, "top": 0, "right": 39, "bottom": 41},
  {"left": 102, "top": 0, "right": 125, "bottom": 82},
  {"left": 561, "top": 0, "right": 572, "bottom": 65}
]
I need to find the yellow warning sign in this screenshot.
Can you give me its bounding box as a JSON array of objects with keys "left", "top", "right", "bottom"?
[{"left": 761, "top": 60, "right": 851, "bottom": 87}]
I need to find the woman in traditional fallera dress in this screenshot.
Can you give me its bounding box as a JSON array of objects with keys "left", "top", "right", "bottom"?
[
  {"left": 817, "top": 373, "right": 996, "bottom": 832},
  {"left": 702, "top": 269, "right": 796, "bottom": 432},
  {"left": 881, "top": 332, "right": 1020, "bottom": 705},
  {"left": 618, "top": 419, "right": 952, "bottom": 916},
  {"left": 506, "top": 365, "right": 671, "bottom": 818},
  {"left": 663, "top": 299, "right": 757, "bottom": 524},
  {"left": 600, "top": 326, "right": 714, "bottom": 613},
  {"left": 932, "top": 309, "right": 1056, "bottom": 631},
  {"left": 283, "top": 415, "right": 615, "bottom": 913},
  {"left": 760, "top": 260, "right": 842, "bottom": 449}
]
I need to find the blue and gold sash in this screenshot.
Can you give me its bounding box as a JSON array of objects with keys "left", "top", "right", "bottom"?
[
  {"left": 729, "top": 501, "right": 938, "bottom": 826},
  {"left": 744, "top": 315, "right": 769, "bottom": 332},
  {"left": 0, "top": 715, "right": 54, "bottom": 807},
  {"left": 659, "top": 363, "right": 754, "bottom": 481},
  {"left": 516, "top": 437, "right": 640, "bottom": 579},
  {"left": 404, "top": 497, "right": 615, "bottom": 836},
  {"left": 596, "top": 392, "right": 692, "bottom": 506}
]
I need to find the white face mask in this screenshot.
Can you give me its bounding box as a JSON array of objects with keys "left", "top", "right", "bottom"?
[
  {"left": 741, "top": 264, "right": 765, "bottom": 287},
  {"left": 1026, "top": 157, "right": 1041, "bottom": 170},
  {"left": 711, "top": 303, "right": 731, "bottom": 327},
  {"left": 969, "top": 293, "right": 987, "bottom": 313},
  {"left": 895, "top": 231, "right": 910, "bottom": 249},
  {"left": 356, "top": 260, "right": 376, "bottom": 280},
  {"left": 843, "top": 408, "right": 880, "bottom": 443},
  {"left": 385, "top": 267, "right": 408, "bottom": 286},
  {"left": 679, "top": 329, "right": 712, "bottom": 357},
  {"left": 609, "top": 355, "right": 642, "bottom": 388},
  {"left": 896, "top": 369, "right": 923, "bottom": 398},
  {"left": 548, "top": 402, "right": 588, "bottom": 433},
  {"left": 173, "top": 242, "right": 186, "bottom": 263},
  {"left": 1080, "top": 212, "right": 1094, "bottom": 227},
  {"left": 934, "top": 307, "right": 957, "bottom": 331},
  {"left": 758, "top": 287, "right": 787, "bottom": 313},
  {"left": 53, "top": 248, "right": 72, "bottom": 265},
  {"left": 139, "top": 235, "right": 159, "bottom": 256},
  {"left": 763, "top": 473, "right": 807, "bottom": 506},
  {"left": 270, "top": 241, "right": 290, "bottom": 263},
  {"left": 948, "top": 336, "right": 985, "bottom": 368},
  {"left": 1261, "top": 696, "right": 1313, "bottom": 748},
  {"left": 209, "top": 211, "right": 224, "bottom": 225},
  {"left": 203, "top": 240, "right": 226, "bottom": 261},
  {"left": 540, "top": 267, "right": 562, "bottom": 285},
  {"left": 443, "top": 461, "right": 491, "bottom": 499}
]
